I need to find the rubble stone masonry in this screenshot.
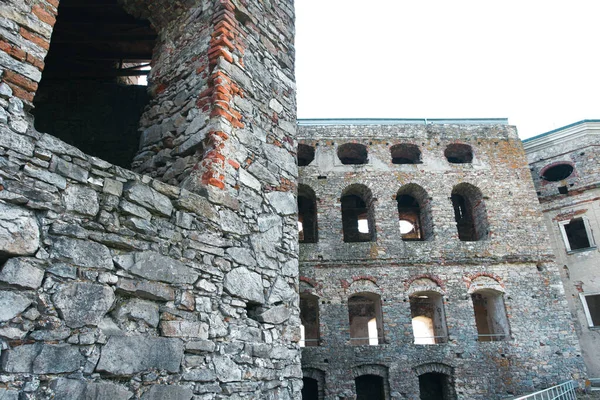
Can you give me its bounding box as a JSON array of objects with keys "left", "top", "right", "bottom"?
[{"left": 0, "top": 0, "right": 300, "bottom": 399}]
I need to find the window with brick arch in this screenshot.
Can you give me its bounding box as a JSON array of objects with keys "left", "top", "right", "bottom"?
[
  {"left": 348, "top": 292, "right": 384, "bottom": 345},
  {"left": 451, "top": 183, "right": 488, "bottom": 241}
]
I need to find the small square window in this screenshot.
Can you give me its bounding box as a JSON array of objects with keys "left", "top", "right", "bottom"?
[
  {"left": 580, "top": 293, "right": 600, "bottom": 328},
  {"left": 559, "top": 217, "right": 595, "bottom": 252}
]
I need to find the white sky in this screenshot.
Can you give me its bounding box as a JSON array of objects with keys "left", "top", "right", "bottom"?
[{"left": 295, "top": 1, "right": 600, "bottom": 139}]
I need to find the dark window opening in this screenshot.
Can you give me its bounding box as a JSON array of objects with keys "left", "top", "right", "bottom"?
[
  {"left": 341, "top": 195, "right": 373, "bottom": 242},
  {"left": 558, "top": 186, "right": 569, "bottom": 195},
  {"left": 33, "top": 0, "right": 157, "bottom": 168},
  {"left": 541, "top": 163, "right": 574, "bottom": 181},
  {"left": 300, "top": 294, "right": 320, "bottom": 347},
  {"left": 445, "top": 144, "right": 473, "bottom": 164},
  {"left": 410, "top": 292, "right": 448, "bottom": 344},
  {"left": 451, "top": 184, "right": 488, "bottom": 241},
  {"left": 338, "top": 143, "right": 368, "bottom": 165},
  {"left": 298, "top": 144, "right": 315, "bottom": 167},
  {"left": 472, "top": 291, "right": 510, "bottom": 342},
  {"left": 391, "top": 143, "right": 421, "bottom": 164},
  {"left": 355, "top": 375, "right": 385, "bottom": 400},
  {"left": 302, "top": 378, "right": 320, "bottom": 400},
  {"left": 298, "top": 185, "right": 318, "bottom": 243},
  {"left": 584, "top": 295, "right": 600, "bottom": 327},
  {"left": 419, "top": 373, "right": 456, "bottom": 400},
  {"left": 564, "top": 218, "right": 592, "bottom": 250},
  {"left": 398, "top": 194, "right": 422, "bottom": 241},
  {"left": 348, "top": 293, "right": 383, "bottom": 345}
]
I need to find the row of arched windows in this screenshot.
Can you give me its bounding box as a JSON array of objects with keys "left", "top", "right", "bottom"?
[
  {"left": 299, "top": 287, "right": 510, "bottom": 347},
  {"left": 298, "top": 182, "right": 489, "bottom": 243},
  {"left": 298, "top": 142, "right": 474, "bottom": 166}
]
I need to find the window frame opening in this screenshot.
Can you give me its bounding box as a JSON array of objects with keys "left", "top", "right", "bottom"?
[
  {"left": 348, "top": 292, "right": 384, "bottom": 345},
  {"left": 300, "top": 293, "right": 320, "bottom": 347},
  {"left": 471, "top": 289, "right": 510, "bottom": 342},
  {"left": 355, "top": 374, "right": 386, "bottom": 400},
  {"left": 298, "top": 185, "right": 318, "bottom": 243},
  {"left": 338, "top": 143, "right": 368, "bottom": 165},
  {"left": 580, "top": 293, "right": 600, "bottom": 328},
  {"left": 410, "top": 292, "right": 448, "bottom": 344},
  {"left": 298, "top": 144, "right": 316, "bottom": 167},
  {"left": 390, "top": 143, "right": 422, "bottom": 164},
  {"left": 540, "top": 163, "right": 574, "bottom": 182},
  {"left": 444, "top": 143, "right": 473, "bottom": 164},
  {"left": 396, "top": 184, "right": 433, "bottom": 241},
  {"left": 418, "top": 372, "right": 456, "bottom": 400},
  {"left": 302, "top": 369, "right": 326, "bottom": 400},
  {"left": 302, "top": 377, "right": 320, "bottom": 400},
  {"left": 451, "top": 183, "right": 489, "bottom": 242},
  {"left": 559, "top": 217, "right": 596, "bottom": 253},
  {"left": 341, "top": 185, "right": 376, "bottom": 243}
]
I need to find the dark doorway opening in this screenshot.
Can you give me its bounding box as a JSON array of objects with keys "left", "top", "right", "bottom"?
[
  {"left": 356, "top": 375, "right": 385, "bottom": 400},
  {"left": 33, "top": 0, "right": 156, "bottom": 168},
  {"left": 419, "top": 373, "right": 455, "bottom": 400},
  {"left": 302, "top": 377, "right": 319, "bottom": 400}
]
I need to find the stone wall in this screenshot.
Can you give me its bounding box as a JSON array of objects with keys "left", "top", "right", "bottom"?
[
  {"left": 525, "top": 122, "right": 600, "bottom": 377},
  {"left": 298, "top": 122, "right": 587, "bottom": 399},
  {"left": 0, "top": 0, "right": 301, "bottom": 398}
]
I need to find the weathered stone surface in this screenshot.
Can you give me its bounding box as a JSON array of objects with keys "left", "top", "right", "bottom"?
[
  {"left": 256, "top": 305, "right": 291, "bottom": 325},
  {"left": 1, "top": 344, "right": 85, "bottom": 374},
  {"left": 50, "top": 236, "right": 113, "bottom": 270},
  {"left": 0, "top": 257, "right": 44, "bottom": 289},
  {"left": 53, "top": 282, "right": 115, "bottom": 328},
  {"left": 140, "top": 385, "right": 193, "bottom": 400},
  {"left": 116, "top": 251, "right": 198, "bottom": 284},
  {"left": 226, "top": 247, "right": 257, "bottom": 268},
  {"left": 223, "top": 267, "right": 264, "bottom": 304},
  {"left": 182, "top": 368, "right": 217, "bottom": 381},
  {"left": 123, "top": 182, "right": 173, "bottom": 217},
  {"left": 185, "top": 340, "right": 216, "bottom": 354},
  {"left": 219, "top": 209, "right": 249, "bottom": 235},
  {"left": 51, "top": 378, "right": 133, "bottom": 400},
  {"left": 0, "top": 389, "right": 18, "bottom": 400},
  {"left": 116, "top": 278, "right": 175, "bottom": 301},
  {"left": 267, "top": 277, "right": 296, "bottom": 304},
  {"left": 64, "top": 184, "right": 100, "bottom": 216},
  {"left": 175, "top": 190, "right": 217, "bottom": 222},
  {"left": 53, "top": 157, "right": 89, "bottom": 183},
  {"left": 0, "top": 291, "right": 32, "bottom": 321},
  {"left": 213, "top": 356, "right": 242, "bottom": 382},
  {"left": 160, "top": 321, "right": 208, "bottom": 338},
  {"left": 96, "top": 336, "right": 184, "bottom": 375},
  {"left": 266, "top": 191, "right": 296, "bottom": 215},
  {"left": 0, "top": 126, "right": 34, "bottom": 156},
  {"left": 115, "top": 298, "right": 159, "bottom": 327},
  {"left": 0, "top": 202, "right": 40, "bottom": 256}
]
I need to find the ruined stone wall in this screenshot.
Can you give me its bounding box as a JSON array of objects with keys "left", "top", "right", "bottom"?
[
  {"left": 525, "top": 124, "right": 600, "bottom": 377},
  {"left": 298, "top": 123, "right": 586, "bottom": 399},
  {"left": 0, "top": 0, "right": 301, "bottom": 398}
]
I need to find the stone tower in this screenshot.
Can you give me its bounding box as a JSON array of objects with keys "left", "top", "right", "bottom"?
[
  {"left": 297, "top": 120, "right": 586, "bottom": 399},
  {"left": 0, "top": 0, "right": 300, "bottom": 398}
]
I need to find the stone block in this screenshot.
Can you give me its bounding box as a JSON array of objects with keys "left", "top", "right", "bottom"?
[
  {"left": 116, "top": 251, "right": 199, "bottom": 285},
  {"left": 116, "top": 278, "right": 175, "bottom": 301},
  {"left": 53, "top": 157, "right": 89, "bottom": 183},
  {"left": 160, "top": 321, "right": 208, "bottom": 338},
  {"left": 0, "top": 291, "right": 32, "bottom": 322},
  {"left": 0, "top": 257, "right": 44, "bottom": 289},
  {"left": 1, "top": 343, "right": 85, "bottom": 374},
  {"left": 140, "top": 385, "right": 193, "bottom": 400},
  {"left": 50, "top": 236, "right": 113, "bottom": 270},
  {"left": 96, "top": 336, "right": 184, "bottom": 375},
  {"left": 51, "top": 378, "right": 133, "bottom": 400},
  {"left": 53, "top": 282, "right": 115, "bottom": 328},
  {"left": 123, "top": 181, "right": 173, "bottom": 217},
  {"left": 0, "top": 203, "right": 40, "bottom": 256},
  {"left": 115, "top": 298, "right": 159, "bottom": 327},
  {"left": 266, "top": 191, "right": 296, "bottom": 216},
  {"left": 223, "top": 267, "right": 264, "bottom": 304},
  {"left": 64, "top": 184, "right": 99, "bottom": 216}
]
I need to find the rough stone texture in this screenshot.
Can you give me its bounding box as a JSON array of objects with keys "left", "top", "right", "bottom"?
[
  {"left": 224, "top": 267, "right": 264, "bottom": 304},
  {"left": 298, "top": 122, "right": 587, "bottom": 399},
  {"left": 0, "top": 0, "right": 300, "bottom": 397},
  {"left": 524, "top": 121, "right": 600, "bottom": 378},
  {"left": 0, "top": 257, "right": 44, "bottom": 289},
  {"left": 0, "top": 202, "right": 39, "bottom": 256},
  {"left": 53, "top": 282, "right": 115, "bottom": 328}
]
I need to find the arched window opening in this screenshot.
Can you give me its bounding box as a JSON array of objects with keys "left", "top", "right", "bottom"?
[
  {"left": 391, "top": 143, "right": 422, "bottom": 164},
  {"left": 348, "top": 293, "right": 383, "bottom": 345},
  {"left": 451, "top": 183, "right": 488, "bottom": 241},
  {"left": 32, "top": 0, "right": 157, "bottom": 168},
  {"left": 298, "top": 185, "right": 318, "bottom": 243},
  {"left": 300, "top": 294, "right": 320, "bottom": 347},
  {"left": 341, "top": 185, "right": 375, "bottom": 243},
  {"left": 302, "top": 378, "right": 320, "bottom": 400},
  {"left": 541, "top": 163, "right": 574, "bottom": 181},
  {"left": 338, "top": 143, "right": 368, "bottom": 165},
  {"left": 397, "top": 184, "right": 433, "bottom": 241},
  {"left": 298, "top": 144, "right": 315, "bottom": 167},
  {"left": 472, "top": 290, "right": 510, "bottom": 342},
  {"left": 410, "top": 292, "right": 448, "bottom": 344},
  {"left": 355, "top": 375, "right": 385, "bottom": 400},
  {"left": 419, "top": 373, "right": 456, "bottom": 400},
  {"left": 445, "top": 143, "right": 473, "bottom": 164}
]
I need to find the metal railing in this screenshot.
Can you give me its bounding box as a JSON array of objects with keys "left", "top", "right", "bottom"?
[
  {"left": 477, "top": 333, "right": 510, "bottom": 342},
  {"left": 348, "top": 337, "right": 384, "bottom": 345},
  {"left": 512, "top": 380, "right": 577, "bottom": 400},
  {"left": 413, "top": 335, "right": 448, "bottom": 344}
]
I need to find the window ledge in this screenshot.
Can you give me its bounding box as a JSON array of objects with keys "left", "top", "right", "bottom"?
[{"left": 567, "top": 246, "right": 597, "bottom": 255}]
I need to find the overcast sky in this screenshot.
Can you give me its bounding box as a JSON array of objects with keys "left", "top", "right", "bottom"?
[{"left": 294, "top": 1, "right": 600, "bottom": 139}]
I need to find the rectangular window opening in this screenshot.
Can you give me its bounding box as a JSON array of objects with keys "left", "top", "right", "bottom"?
[{"left": 581, "top": 293, "right": 600, "bottom": 328}]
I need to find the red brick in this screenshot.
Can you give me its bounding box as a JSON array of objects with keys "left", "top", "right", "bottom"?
[
  {"left": 3, "top": 70, "right": 38, "bottom": 92},
  {"left": 32, "top": 4, "right": 56, "bottom": 26},
  {"left": 19, "top": 28, "right": 50, "bottom": 50},
  {"left": 0, "top": 40, "right": 26, "bottom": 61},
  {"left": 4, "top": 82, "right": 34, "bottom": 102}
]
